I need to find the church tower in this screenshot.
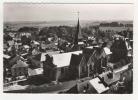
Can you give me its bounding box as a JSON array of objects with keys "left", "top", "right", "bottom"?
[{"left": 73, "top": 12, "right": 83, "bottom": 46}]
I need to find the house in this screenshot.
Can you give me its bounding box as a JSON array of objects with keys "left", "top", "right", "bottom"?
[
  {"left": 32, "top": 48, "right": 40, "bottom": 55},
  {"left": 101, "top": 47, "right": 112, "bottom": 67},
  {"left": 27, "top": 53, "right": 46, "bottom": 73},
  {"left": 110, "top": 37, "right": 128, "bottom": 63},
  {"left": 7, "top": 40, "right": 14, "bottom": 46},
  {"left": 21, "top": 34, "right": 31, "bottom": 45},
  {"left": 83, "top": 46, "right": 95, "bottom": 56},
  {"left": 28, "top": 67, "right": 43, "bottom": 77},
  {"left": 40, "top": 51, "right": 60, "bottom": 62},
  {"left": 103, "top": 47, "right": 112, "bottom": 56},
  {"left": 99, "top": 71, "right": 120, "bottom": 86},
  {"left": 69, "top": 46, "right": 109, "bottom": 79},
  {"left": 48, "top": 37, "right": 53, "bottom": 42},
  {"left": 21, "top": 53, "right": 28, "bottom": 60},
  {"left": 74, "top": 77, "right": 109, "bottom": 94},
  {"left": 27, "top": 52, "right": 60, "bottom": 78},
  {"left": 23, "top": 45, "right": 30, "bottom": 52},
  {"left": 69, "top": 54, "right": 85, "bottom": 79},
  {"left": 43, "top": 51, "right": 83, "bottom": 82},
  {"left": 27, "top": 67, "right": 45, "bottom": 85},
  {"left": 88, "top": 36, "right": 95, "bottom": 40},
  {"left": 3, "top": 54, "right": 11, "bottom": 78},
  {"left": 4, "top": 54, "right": 11, "bottom": 59},
  {"left": 28, "top": 53, "right": 43, "bottom": 68},
  {"left": 33, "top": 41, "right": 40, "bottom": 45},
  {"left": 65, "top": 77, "right": 109, "bottom": 94},
  {"left": 20, "top": 32, "right": 31, "bottom": 37},
  {"left": 23, "top": 45, "right": 30, "bottom": 49},
  {"left": 107, "top": 58, "right": 130, "bottom": 70},
  {"left": 31, "top": 41, "right": 40, "bottom": 48},
  {"left": 120, "top": 69, "right": 133, "bottom": 93},
  {"left": 68, "top": 65, "right": 131, "bottom": 94},
  {"left": 40, "top": 42, "right": 47, "bottom": 50},
  {"left": 40, "top": 41, "right": 58, "bottom": 51},
  {"left": 11, "top": 60, "right": 28, "bottom": 78},
  {"left": 27, "top": 52, "right": 58, "bottom": 78},
  {"left": 50, "top": 52, "right": 74, "bottom": 81},
  {"left": 88, "top": 77, "right": 109, "bottom": 94},
  {"left": 4, "top": 43, "right": 8, "bottom": 50},
  {"left": 124, "top": 39, "right": 133, "bottom": 58},
  {"left": 14, "top": 42, "right": 22, "bottom": 49},
  {"left": 9, "top": 55, "right": 25, "bottom": 66},
  {"left": 8, "top": 32, "right": 16, "bottom": 38}
]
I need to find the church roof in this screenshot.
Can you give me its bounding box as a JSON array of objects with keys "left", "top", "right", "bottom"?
[
  {"left": 74, "top": 18, "right": 83, "bottom": 45},
  {"left": 51, "top": 51, "right": 82, "bottom": 68}
]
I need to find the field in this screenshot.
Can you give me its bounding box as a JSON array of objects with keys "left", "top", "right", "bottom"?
[
  {"left": 4, "top": 20, "right": 133, "bottom": 31},
  {"left": 99, "top": 26, "right": 133, "bottom": 32}
]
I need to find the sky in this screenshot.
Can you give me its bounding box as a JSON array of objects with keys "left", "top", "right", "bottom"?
[{"left": 3, "top": 3, "right": 134, "bottom": 22}]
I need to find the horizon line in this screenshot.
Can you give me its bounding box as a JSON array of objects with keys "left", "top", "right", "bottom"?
[
  {"left": 4, "top": 2, "right": 133, "bottom": 4},
  {"left": 4, "top": 19, "right": 133, "bottom": 23}
]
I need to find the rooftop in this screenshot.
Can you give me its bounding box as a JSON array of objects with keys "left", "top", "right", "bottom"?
[{"left": 52, "top": 51, "right": 82, "bottom": 68}]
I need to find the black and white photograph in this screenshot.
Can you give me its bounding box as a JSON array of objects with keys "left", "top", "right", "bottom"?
[{"left": 3, "top": 2, "right": 133, "bottom": 94}]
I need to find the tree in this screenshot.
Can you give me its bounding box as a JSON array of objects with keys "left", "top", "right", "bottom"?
[
  {"left": 21, "top": 35, "right": 31, "bottom": 45},
  {"left": 18, "top": 27, "right": 38, "bottom": 32}
]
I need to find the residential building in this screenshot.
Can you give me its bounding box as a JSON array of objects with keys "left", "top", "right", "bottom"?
[{"left": 11, "top": 60, "right": 28, "bottom": 78}]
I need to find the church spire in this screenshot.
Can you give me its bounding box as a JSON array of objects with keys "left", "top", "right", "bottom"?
[{"left": 74, "top": 12, "right": 82, "bottom": 45}]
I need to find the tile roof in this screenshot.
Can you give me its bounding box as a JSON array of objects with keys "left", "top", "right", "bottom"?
[{"left": 12, "top": 60, "right": 28, "bottom": 68}]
